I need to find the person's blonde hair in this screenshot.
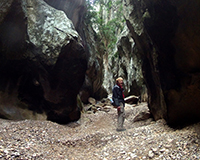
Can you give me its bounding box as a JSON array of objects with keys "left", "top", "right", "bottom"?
[{"left": 116, "top": 77, "right": 123, "bottom": 83}]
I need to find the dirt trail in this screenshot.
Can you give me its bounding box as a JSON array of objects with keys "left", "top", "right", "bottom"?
[{"left": 0, "top": 102, "right": 200, "bottom": 159}]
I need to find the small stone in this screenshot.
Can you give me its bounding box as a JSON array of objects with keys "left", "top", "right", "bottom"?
[
  {"left": 130, "top": 153, "right": 137, "bottom": 158},
  {"left": 104, "top": 152, "right": 109, "bottom": 156},
  {"left": 4, "top": 149, "right": 9, "bottom": 154},
  {"left": 165, "top": 149, "right": 170, "bottom": 153},
  {"left": 194, "top": 139, "right": 199, "bottom": 144},
  {"left": 167, "top": 139, "right": 173, "bottom": 143},
  {"left": 148, "top": 150, "right": 154, "bottom": 158},
  {"left": 192, "top": 155, "right": 197, "bottom": 159},
  {"left": 120, "top": 151, "right": 126, "bottom": 154},
  {"left": 165, "top": 144, "right": 172, "bottom": 148},
  {"left": 160, "top": 148, "right": 165, "bottom": 153},
  {"left": 151, "top": 147, "right": 158, "bottom": 152},
  {"left": 88, "top": 97, "right": 96, "bottom": 105}
]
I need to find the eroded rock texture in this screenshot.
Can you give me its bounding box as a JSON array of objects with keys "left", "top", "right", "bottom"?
[
  {"left": 124, "top": 0, "right": 200, "bottom": 126},
  {"left": 103, "top": 25, "right": 148, "bottom": 102},
  {"left": 44, "top": 0, "right": 108, "bottom": 103},
  {"left": 0, "top": 0, "right": 87, "bottom": 123},
  {"left": 80, "top": 25, "right": 108, "bottom": 103},
  {"left": 44, "top": 0, "right": 86, "bottom": 32}
]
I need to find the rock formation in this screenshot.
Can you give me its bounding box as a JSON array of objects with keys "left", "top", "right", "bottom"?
[
  {"left": 123, "top": 0, "right": 200, "bottom": 126},
  {"left": 103, "top": 25, "right": 148, "bottom": 101},
  {"left": 0, "top": 0, "right": 87, "bottom": 123},
  {"left": 1, "top": 0, "right": 200, "bottom": 127},
  {"left": 83, "top": 0, "right": 200, "bottom": 127},
  {"left": 80, "top": 24, "right": 108, "bottom": 103},
  {"left": 44, "top": 0, "right": 108, "bottom": 103},
  {"left": 83, "top": 0, "right": 148, "bottom": 102}
]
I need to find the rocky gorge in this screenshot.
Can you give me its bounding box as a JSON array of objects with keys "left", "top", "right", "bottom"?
[
  {"left": 0, "top": 1, "right": 200, "bottom": 158},
  {"left": 90, "top": 0, "right": 200, "bottom": 127}
]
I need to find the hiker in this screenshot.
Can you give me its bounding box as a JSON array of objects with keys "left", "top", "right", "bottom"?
[{"left": 112, "top": 77, "right": 126, "bottom": 131}]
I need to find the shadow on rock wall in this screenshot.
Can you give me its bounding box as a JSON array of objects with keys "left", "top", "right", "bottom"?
[
  {"left": 125, "top": 0, "right": 200, "bottom": 127},
  {"left": 0, "top": 0, "right": 87, "bottom": 124}
]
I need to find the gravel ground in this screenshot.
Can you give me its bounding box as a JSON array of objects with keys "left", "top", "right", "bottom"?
[{"left": 0, "top": 102, "right": 200, "bottom": 160}]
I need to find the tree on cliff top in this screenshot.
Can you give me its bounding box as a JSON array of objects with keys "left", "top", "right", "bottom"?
[{"left": 85, "top": 0, "right": 125, "bottom": 55}]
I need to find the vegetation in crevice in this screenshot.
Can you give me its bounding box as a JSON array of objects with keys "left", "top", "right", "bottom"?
[{"left": 85, "top": 0, "right": 125, "bottom": 56}]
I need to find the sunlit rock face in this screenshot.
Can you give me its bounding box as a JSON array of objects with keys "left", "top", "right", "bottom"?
[
  {"left": 0, "top": 0, "right": 87, "bottom": 123},
  {"left": 124, "top": 0, "right": 200, "bottom": 126},
  {"left": 44, "top": 0, "right": 108, "bottom": 103},
  {"left": 81, "top": 25, "right": 108, "bottom": 103},
  {"left": 103, "top": 25, "right": 148, "bottom": 102},
  {"left": 44, "top": 0, "right": 86, "bottom": 31}
]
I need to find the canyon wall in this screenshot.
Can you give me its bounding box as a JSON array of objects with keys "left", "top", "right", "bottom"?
[
  {"left": 123, "top": 0, "right": 200, "bottom": 126},
  {"left": 1, "top": 0, "right": 200, "bottom": 127},
  {"left": 0, "top": 0, "right": 87, "bottom": 123}
]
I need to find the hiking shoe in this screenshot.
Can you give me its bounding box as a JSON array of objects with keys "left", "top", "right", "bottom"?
[{"left": 116, "top": 128, "right": 126, "bottom": 132}]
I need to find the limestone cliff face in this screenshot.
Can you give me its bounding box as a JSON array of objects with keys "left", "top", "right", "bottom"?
[
  {"left": 80, "top": 24, "right": 108, "bottom": 103},
  {"left": 44, "top": 0, "right": 108, "bottom": 103},
  {"left": 83, "top": 0, "right": 200, "bottom": 126},
  {"left": 0, "top": 0, "right": 87, "bottom": 123},
  {"left": 103, "top": 25, "right": 147, "bottom": 101},
  {"left": 1, "top": 0, "right": 200, "bottom": 127},
  {"left": 122, "top": 0, "right": 167, "bottom": 122},
  {"left": 123, "top": 0, "right": 200, "bottom": 126},
  {"left": 44, "top": 0, "right": 86, "bottom": 33},
  {"left": 82, "top": 1, "right": 147, "bottom": 102}
]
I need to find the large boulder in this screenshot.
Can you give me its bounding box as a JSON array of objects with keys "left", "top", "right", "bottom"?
[
  {"left": 44, "top": 0, "right": 108, "bottom": 102},
  {"left": 43, "top": 0, "right": 86, "bottom": 32},
  {"left": 124, "top": 0, "right": 200, "bottom": 126},
  {"left": 0, "top": 0, "right": 87, "bottom": 123}
]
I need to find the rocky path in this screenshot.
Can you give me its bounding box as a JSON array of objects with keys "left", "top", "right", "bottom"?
[{"left": 0, "top": 102, "right": 200, "bottom": 159}]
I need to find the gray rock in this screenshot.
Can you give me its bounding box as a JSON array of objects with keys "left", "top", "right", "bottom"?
[
  {"left": 0, "top": 0, "right": 87, "bottom": 123},
  {"left": 148, "top": 150, "right": 154, "bottom": 158}
]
